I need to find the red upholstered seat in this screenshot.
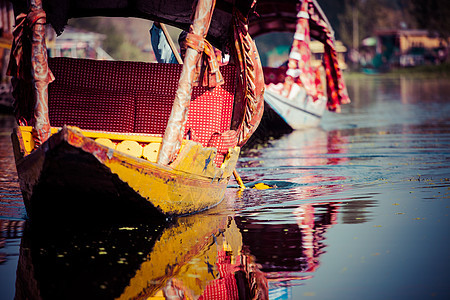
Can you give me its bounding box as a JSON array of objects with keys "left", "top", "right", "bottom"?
[
  {"left": 48, "top": 57, "right": 183, "bottom": 92},
  {"left": 48, "top": 58, "right": 143, "bottom": 133},
  {"left": 134, "top": 64, "right": 237, "bottom": 165},
  {"left": 187, "top": 65, "right": 236, "bottom": 147},
  {"left": 49, "top": 85, "right": 135, "bottom": 132},
  {"left": 47, "top": 57, "right": 237, "bottom": 166},
  {"left": 134, "top": 91, "right": 173, "bottom": 135}
]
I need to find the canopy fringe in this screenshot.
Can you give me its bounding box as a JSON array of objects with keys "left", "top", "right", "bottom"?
[{"left": 7, "top": 0, "right": 54, "bottom": 147}]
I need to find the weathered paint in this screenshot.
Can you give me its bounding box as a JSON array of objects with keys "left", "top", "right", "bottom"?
[
  {"left": 18, "top": 126, "right": 167, "bottom": 153},
  {"left": 14, "top": 126, "right": 240, "bottom": 217}
]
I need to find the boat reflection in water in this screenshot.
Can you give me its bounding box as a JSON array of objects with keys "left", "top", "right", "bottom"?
[
  {"left": 235, "top": 128, "right": 372, "bottom": 299},
  {"left": 235, "top": 201, "right": 338, "bottom": 299},
  {"left": 15, "top": 193, "right": 360, "bottom": 299},
  {"left": 15, "top": 139, "right": 357, "bottom": 300},
  {"left": 15, "top": 204, "right": 268, "bottom": 300}
]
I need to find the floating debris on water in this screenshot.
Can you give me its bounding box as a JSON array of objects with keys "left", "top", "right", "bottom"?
[{"left": 252, "top": 182, "right": 272, "bottom": 190}]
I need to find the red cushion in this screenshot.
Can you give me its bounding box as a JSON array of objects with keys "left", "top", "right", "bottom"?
[
  {"left": 49, "top": 57, "right": 182, "bottom": 92},
  {"left": 135, "top": 65, "right": 237, "bottom": 166},
  {"left": 48, "top": 85, "right": 135, "bottom": 132},
  {"left": 135, "top": 66, "right": 236, "bottom": 136},
  {"left": 47, "top": 57, "right": 238, "bottom": 166},
  {"left": 134, "top": 91, "right": 174, "bottom": 135},
  {"left": 187, "top": 65, "right": 237, "bottom": 144}
]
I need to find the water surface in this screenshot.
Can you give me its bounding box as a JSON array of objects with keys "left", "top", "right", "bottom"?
[{"left": 0, "top": 76, "right": 449, "bottom": 299}]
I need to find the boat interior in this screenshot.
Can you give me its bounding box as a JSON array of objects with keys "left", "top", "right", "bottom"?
[{"left": 17, "top": 57, "right": 239, "bottom": 167}]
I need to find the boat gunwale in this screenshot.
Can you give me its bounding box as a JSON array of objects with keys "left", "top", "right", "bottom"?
[
  {"left": 13, "top": 125, "right": 238, "bottom": 184},
  {"left": 264, "top": 89, "right": 324, "bottom": 119}
]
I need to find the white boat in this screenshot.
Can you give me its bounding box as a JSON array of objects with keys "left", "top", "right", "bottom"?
[
  {"left": 264, "top": 85, "right": 327, "bottom": 129},
  {"left": 249, "top": 0, "right": 350, "bottom": 132}
]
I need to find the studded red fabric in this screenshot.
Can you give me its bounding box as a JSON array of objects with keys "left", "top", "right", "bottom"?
[
  {"left": 135, "top": 63, "right": 237, "bottom": 165},
  {"left": 48, "top": 57, "right": 184, "bottom": 93},
  {"left": 49, "top": 85, "right": 136, "bottom": 132},
  {"left": 47, "top": 57, "right": 237, "bottom": 166},
  {"left": 187, "top": 66, "right": 236, "bottom": 165}
]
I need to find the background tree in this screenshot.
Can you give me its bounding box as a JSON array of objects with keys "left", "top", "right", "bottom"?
[
  {"left": 328, "top": 0, "right": 418, "bottom": 49},
  {"left": 317, "top": 0, "right": 346, "bottom": 40},
  {"left": 68, "top": 17, "right": 154, "bottom": 61},
  {"left": 408, "top": 0, "right": 450, "bottom": 39}
]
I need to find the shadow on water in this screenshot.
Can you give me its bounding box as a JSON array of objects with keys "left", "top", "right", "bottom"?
[
  {"left": 12, "top": 192, "right": 356, "bottom": 300},
  {"left": 14, "top": 204, "right": 270, "bottom": 300}
]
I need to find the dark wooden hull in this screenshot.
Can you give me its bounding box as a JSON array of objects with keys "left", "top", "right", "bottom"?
[
  {"left": 11, "top": 126, "right": 239, "bottom": 224},
  {"left": 244, "top": 101, "right": 293, "bottom": 148},
  {"left": 12, "top": 130, "right": 165, "bottom": 224}
]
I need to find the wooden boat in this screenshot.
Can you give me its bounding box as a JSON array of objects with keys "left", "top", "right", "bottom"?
[
  {"left": 7, "top": 0, "right": 265, "bottom": 223},
  {"left": 248, "top": 0, "right": 350, "bottom": 131}
]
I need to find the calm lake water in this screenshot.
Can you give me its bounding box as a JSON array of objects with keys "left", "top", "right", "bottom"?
[{"left": 1, "top": 75, "right": 449, "bottom": 299}]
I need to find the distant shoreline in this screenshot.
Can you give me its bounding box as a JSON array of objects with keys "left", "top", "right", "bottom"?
[{"left": 344, "top": 63, "right": 450, "bottom": 79}]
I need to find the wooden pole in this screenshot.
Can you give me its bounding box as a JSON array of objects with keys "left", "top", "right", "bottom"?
[
  {"left": 160, "top": 23, "right": 183, "bottom": 64},
  {"left": 233, "top": 170, "right": 246, "bottom": 189},
  {"left": 157, "top": 0, "right": 216, "bottom": 165},
  {"left": 30, "top": 0, "right": 53, "bottom": 147}
]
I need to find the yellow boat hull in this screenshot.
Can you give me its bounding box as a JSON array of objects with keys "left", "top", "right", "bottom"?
[{"left": 11, "top": 126, "right": 240, "bottom": 223}]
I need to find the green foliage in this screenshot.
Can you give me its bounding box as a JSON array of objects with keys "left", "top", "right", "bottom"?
[
  {"left": 68, "top": 18, "right": 150, "bottom": 61},
  {"left": 318, "top": 0, "right": 429, "bottom": 49},
  {"left": 338, "top": 0, "right": 407, "bottom": 48},
  {"left": 114, "top": 41, "right": 149, "bottom": 61},
  {"left": 409, "top": 0, "right": 450, "bottom": 38},
  {"left": 101, "top": 25, "right": 126, "bottom": 58},
  {"left": 317, "top": 0, "right": 346, "bottom": 39}
]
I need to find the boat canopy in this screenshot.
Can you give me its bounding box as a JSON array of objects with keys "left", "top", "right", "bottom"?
[
  {"left": 10, "top": 0, "right": 255, "bottom": 51},
  {"left": 249, "top": 0, "right": 333, "bottom": 43},
  {"left": 249, "top": 0, "right": 350, "bottom": 112},
  {"left": 7, "top": 0, "right": 265, "bottom": 163}
]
